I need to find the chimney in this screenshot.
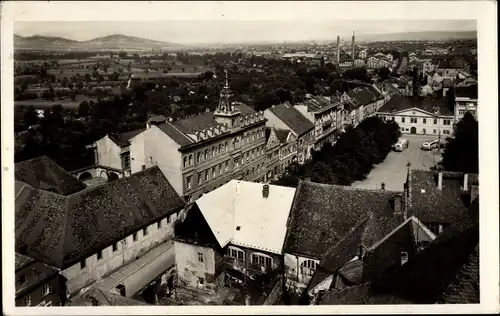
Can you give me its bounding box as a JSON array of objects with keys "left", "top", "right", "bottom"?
[
  {"left": 463, "top": 173, "right": 469, "bottom": 191},
  {"left": 351, "top": 31, "right": 355, "bottom": 61},
  {"left": 262, "top": 184, "right": 269, "bottom": 198},
  {"left": 336, "top": 35, "right": 340, "bottom": 64},
  {"left": 470, "top": 185, "right": 479, "bottom": 204},
  {"left": 437, "top": 172, "right": 443, "bottom": 190},
  {"left": 393, "top": 194, "right": 403, "bottom": 216},
  {"left": 380, "top": 182, "right": 386, "bottom": 190}
]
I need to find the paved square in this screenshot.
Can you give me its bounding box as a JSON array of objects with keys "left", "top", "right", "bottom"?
[{"left": 351, "top": 134, "right": 444, "bottom": 192}]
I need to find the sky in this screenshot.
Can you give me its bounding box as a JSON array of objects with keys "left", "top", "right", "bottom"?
[{"left": 15, "top": 20, "right": 477, "bottom": 45}]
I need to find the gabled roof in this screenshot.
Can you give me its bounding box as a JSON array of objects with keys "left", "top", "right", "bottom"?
[
  {"left": 377, "top": 95, "right": 453, "bottom": 116},
  {"left": 283, "top": 180, "right": 401, "bottom": 259},
  {"left": 15, "top": 253, "right": 62, "bottom": 298},
  {"left": 303, "top": 96, "right": 337, "bottom": 113},
  {"left": 455, "top": 84, "right": 478, "bottom": 99},
  {"left": 195, "top": 180, "right": 296, "bottom": 254},
  {"left": 156, "top": 102, "right": 257, "bottom": 147},
  {"left": 269, "top": 102, "right": 314, "bottom": 137},
  {"left": 15, "top": 166, "right": 185, "bottom": 269},
  {"left": 406, "top": 169, "right": 474, "bottom": 224},
  {"left": 274, "top": 128, "right": 291, "bottom": 144},
  {"left": 15, "top": 156, "right": 87, "bottom": 196},
  {"left": 109, "top": 128, "right": 146, "bottom": 147},
  {"left": 316, "top": 198, "right": 479, "bottom": 304},
  {"left": 371, "top": 197, "right": 479, "bottom": 303}
]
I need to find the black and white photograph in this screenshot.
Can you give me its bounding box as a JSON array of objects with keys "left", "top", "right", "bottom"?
[{"left": 1, "top": 1, "right": 498, "bottom": 314}]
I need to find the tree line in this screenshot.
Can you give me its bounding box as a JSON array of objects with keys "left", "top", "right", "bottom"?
[{"left": 272, "top": 117, "right": 401, "bottom": 187}]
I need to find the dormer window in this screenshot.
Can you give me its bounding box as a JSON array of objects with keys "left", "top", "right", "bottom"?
[{"left": 401, "top": 251, "right": 409, "bottom": 265}]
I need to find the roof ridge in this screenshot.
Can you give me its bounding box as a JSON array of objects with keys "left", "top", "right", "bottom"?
[{"left": 302, "top": 180, "right": 401, "bottom": 194}]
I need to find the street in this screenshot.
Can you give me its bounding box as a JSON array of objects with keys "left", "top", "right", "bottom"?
[{"left": 351, "top": 134, "right": 443, "bottom": 192}]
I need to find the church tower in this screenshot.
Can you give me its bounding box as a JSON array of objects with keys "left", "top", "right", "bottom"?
[{"left": 214, "top": 69, "right": 241, "bottom": 128}]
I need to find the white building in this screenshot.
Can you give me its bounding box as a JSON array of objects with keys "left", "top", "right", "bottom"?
[
  {"left": 376, "top": 95, "right": 455, "bottom": 137},
  {"left": 454, "top": 84, "right": 478, "bottom": 121}
]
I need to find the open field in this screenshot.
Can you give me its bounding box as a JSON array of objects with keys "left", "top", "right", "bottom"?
[{"left": 15, "top": 95, "right": 97, "bottom": 108}]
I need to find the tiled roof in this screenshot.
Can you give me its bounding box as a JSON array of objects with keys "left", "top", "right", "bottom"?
[
  {"left": 317, "top": 198, "right": 479, "bottom": 304},
  {"left": 406, "top": 169, "right": 472, "bottom": 224},
  {"left": 15, "top": 166, "right": 185, "bottom": 269},
  {"left": 274, "top": 128, "right": 291, "bottom": 144},
  {"left": 347, "top": 87, "right": 384, "bottom": 108},
  {"left": 109, "top": 128, "right": 146, "bottom": 147},
  {"left": 15, "top": 252, "right": 35, "bottom": 270},
  {"left": 269, "top": 102, "right": 314, "bottom": 137},
  {"left": 370, "top": 197, "right": 479, "bottom": 304},
  {"left": 316, "top": 283, "right": 413, "bottom": 305},
  {"left": 438, "top": 59, "right": 467, "bottom": 69},
  {"left": 15, "top": 156, "right": 87, "bottom": 196},
  {"left": 303, "top": 96, "right": 336, "bottom": 112},
  {"left": 157, "top": 102, "right": 257, "bottom": 147},
  {"left": 72, "top": 288, "right": 149, "bottom": 306},
  {"left": 377, "top": 95, "right": 453, "bottom": 116},
  {"left": 455, "top": 84, "right": 478, "bottom": 99},
  {"left": 283, "top": 181, "right": 401, "bottom": 259},
  {"left": 15, "top": 253, "right": 61, "bottom": 297},
  {"left": 438, "top": 244, "right": 479, "bottom": 303},
  {"left": 157, "top": 122, "right": 194, "bottom": 147},
  {"left": 308, "top": 213, "right": 404, "bottom": 291}
]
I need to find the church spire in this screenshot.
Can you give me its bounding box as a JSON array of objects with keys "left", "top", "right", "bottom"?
[
  {"left": 214, "top": 68, "right": 241, "bottom": 128},
  {"left": 216, "top": 68, "right": 235, "bottom": 113}
]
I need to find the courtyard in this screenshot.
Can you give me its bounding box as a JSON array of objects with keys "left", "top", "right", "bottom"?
[{"left": 351, "top": 134, "right": 444, "bottom": 191}]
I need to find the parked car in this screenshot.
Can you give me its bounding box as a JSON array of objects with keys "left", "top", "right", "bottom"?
[
  {"left": 393, "top": 138, "right": 409, "bottom": 152},
  {"left": 421, "top": 139, "right": 439, "bottom": 150}
]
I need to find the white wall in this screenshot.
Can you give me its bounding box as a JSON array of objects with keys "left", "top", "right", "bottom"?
[
  {"left": 140, "top": 126, "right": 183, "bottom": 196},
  {"left": 62, "top": 213, "right": 178, "bottom": 295},
  {"left": 378, "top": 110, "right": 454, "bottom": 136},
  {"left": 263, "top": 109, "right": 294, "bottom": 131},
  {"left": 96, "top": 136, "right": 122, "bottom": 170},
  {"left": 174, "top": 241, "right": 216, "bottom": 290}
]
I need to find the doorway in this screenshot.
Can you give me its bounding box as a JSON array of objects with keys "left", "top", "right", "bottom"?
[{"left": 410, "top": 127, "right": 417, "bottom": 134}]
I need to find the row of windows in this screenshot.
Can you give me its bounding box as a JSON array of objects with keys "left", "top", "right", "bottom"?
[
  {"left": 79, "top": 215, "right": 175, "bottom": 270},
  {"left": 458, "top": 109, "right": 476, "bottom": 116},
  {"left": 226, "top": 248, "right": 273, "bottom": 267},
  {"left": 183, "top": 129, "right": 266, "bottom": 168},
  {"left": 23, "top": 285, "right": 53, "bottom": 306},
  {"left": 382, "top": 116, "right": 452, "bottom": 126},
  {"left": 399, "top": 127, "right": 451, "bottom": 135}
]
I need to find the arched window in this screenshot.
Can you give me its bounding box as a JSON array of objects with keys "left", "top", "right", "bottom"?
[{"left": 300, "top": 259, "right": 317, "bottom": 276}]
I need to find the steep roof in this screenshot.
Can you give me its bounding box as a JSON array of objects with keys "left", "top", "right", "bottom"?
[
  {"left": 156, "top": 102, "right": 257, "bottom": 147},
  {"left": 269, "top": 102, "right": 314, "bottom": 137},
  {"left": 274, "top": 128, "right": 291, "bottom": 144},
  {"left": 283, "top": 181, "right": 401, "bottom": 259},
  {"left": 371, "top": 197, "right": 479, "bottom": 303},
  {"left": 15, "top": 166, "right": 185, "bottom": 269},
  {"left": 302, "top": 96, "right": 336, "bottom": 113},
  {"left": 15, "top": 253, "right": 61, "bottom": 298},
  {"left": 195, "top": 180, "right": 296, "bottom": 254},
  {"left": 317, "top": 198, "right": 479, "bottom": 304},
  {"left": 109, "top": 128, "right": 146, "bottom": 147},
  {"left": 377, "top": 95, "right": 453, "bottom": 116},
  {"left": 15, "top": 156, "right": 87, "bottom": 196},
  {"left": 455, "top": 84, "right": 478, "bottom": 99},
  {"left": 406, "top": 169, "right": 473, "bottom": 224}
]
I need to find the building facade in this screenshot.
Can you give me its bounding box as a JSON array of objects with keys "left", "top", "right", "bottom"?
[
  {"left": 454, "top": 84, "right": 478, "bottom": 121},
  {"left": 131, "top": 72, "right": 268, "bottom": 201},
  {"left": 264, "top": 102, "right": 315, "bottom": 164},
  {"left": 15, "top": 254, "right": 68, "bottom": 307},
  {"left": 377, "top": 96, "right": 455, "bottom": 136}
]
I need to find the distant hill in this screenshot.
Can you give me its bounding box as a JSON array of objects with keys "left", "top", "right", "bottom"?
[
  {"left": 14, "top": 34, "right": 184, "bottom": 51},
  {"left": 356, "top": 31, "right": 477, "bottom": 42}
]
